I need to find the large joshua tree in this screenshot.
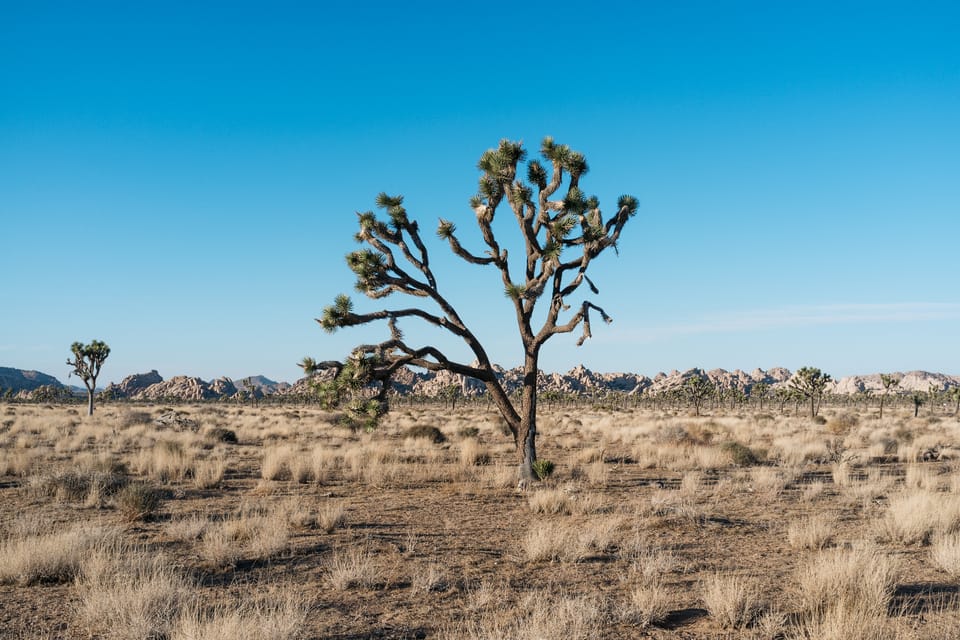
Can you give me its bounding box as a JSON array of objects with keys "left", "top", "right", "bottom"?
[
  {"left": 66, "top": 340, "right": 110, "bottom": 416},
  {"left": 302, "top": 137, "right": 638, "bottom": 486}
]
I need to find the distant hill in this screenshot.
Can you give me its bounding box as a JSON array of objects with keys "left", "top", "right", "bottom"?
[{"left": 0, "top": 367, "right": 63, "bottom": 392}]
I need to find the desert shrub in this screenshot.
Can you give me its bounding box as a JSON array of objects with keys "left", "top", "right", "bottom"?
[
  {"left": 826, "top": 412, "right": 859, "bottom": 435},
  {"left": 115, "top": 482, "right": 165, "bottom": 521},
  {"left": 119, "top": 411, "right": 153, "bottom": 428},
  {"left": 720, "top": 441, "right": 760, "bottom": 466},
  {"left": 458, "top": 439, "right": 490, "bottom": 467},
  {"left": 532, "top": 459, "right": 555, "bottom": 480},
  {"left": 457, "top": 426, "right": 480, "bottom": 439},
  {"left": 0, "top": 524, "right": 119, "bottom": 585},
  {"left": 31, "top": 469, "right": 128, "bottom": 503},
  {"left": 206, "top": 427, "right": 238, "bottom": 444},
  {"left": 812, "top": 415, "right": 828, "bottom": 425},
  {"left": 405, "top": 424, "right": 446, "bottom": 443},
  {"left": 702, "top": 573, "right": 764, "bottom": 629}
]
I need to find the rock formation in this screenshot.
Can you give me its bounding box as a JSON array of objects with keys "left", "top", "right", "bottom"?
[{"left": 102, "top": 370, "right": 163, "bottom": 399}]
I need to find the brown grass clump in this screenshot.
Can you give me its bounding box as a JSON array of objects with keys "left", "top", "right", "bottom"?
[
  {"left": 325, "top": 546, "right": 380, "bottom": 590},
  {"left": 172, "top": 590, "right": 309, "bottom": 640},
  {"left": 788, "top": 514, "right": 835, "bottom": 550},
  {"left": 794, "top": 546, "right": 897, "bottom": 622},
  {"left": 701, "top": 572, "right": 764, "bottom": 629},
  {"left": 0, "top": 524, "right": 119, "bottom": 585},
  {"left": 76, "top": 548, "right": 190, "bottom": 640}
]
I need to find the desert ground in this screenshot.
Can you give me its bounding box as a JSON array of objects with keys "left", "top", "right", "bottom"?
[{"left": 2, "top": 399, "right": 960, "bottom": 639}]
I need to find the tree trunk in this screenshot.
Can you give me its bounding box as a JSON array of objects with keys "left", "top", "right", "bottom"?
[
  {"left": 86, "top": 388, "right": 94, "bottom": 416},
  {"left": 879, "top": 396, "right": 885, "bottom": 419},
  {"left": 809, "top": 395, "right": 815, "bottom": 418},
  {"left": 516, "top": 350, "right": 540, "bottom": 488}
]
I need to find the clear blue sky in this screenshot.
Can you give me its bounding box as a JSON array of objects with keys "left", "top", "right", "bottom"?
[{"left": 2, "top": 1, "right": 958, "bottom": 385}]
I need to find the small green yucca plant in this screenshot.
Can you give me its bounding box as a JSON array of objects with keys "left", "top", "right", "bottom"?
[{"left": 532, "top": 459, "right": 555, "bottom": 481}]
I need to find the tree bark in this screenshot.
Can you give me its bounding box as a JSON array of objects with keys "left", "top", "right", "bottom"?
[
  {"left": 86, "top": 385, "right": 94, "bottom": 416},
  {"left": 516, "top": 350, "right": 540, "bottom": 488}
]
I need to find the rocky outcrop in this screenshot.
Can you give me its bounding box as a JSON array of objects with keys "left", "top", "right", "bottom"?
[
  {"left": 102, "top": 370, "right": 163, "bottom": 399},
  {"left": 134, "top": 376, "right": 219, "bottom": 401},
  {"left": 832, "top": 371, "right": 960, "bottom": 395}
]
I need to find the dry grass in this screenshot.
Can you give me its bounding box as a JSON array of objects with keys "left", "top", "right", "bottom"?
[
  {"left": 76, "top": 547, "right": 190, "bottom": 640},
  {"left": 325, "top": 545, "right": 381, "bottom": 590},
  {"left": 788, "top": 514, "right": 835, "bottom": 550},
  {"left": 702, "top": 572, "right": 764, "bottom": 629},
  {"left": 4, "top": 402, "right": 960, "bottom": 638},
  {"left": 0, "top": 524, "right": 120, "bottom": 585}
]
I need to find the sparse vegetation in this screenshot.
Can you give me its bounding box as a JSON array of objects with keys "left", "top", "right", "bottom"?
[{"left": 2, "top": 401, "right": 960, "bottom": 638}]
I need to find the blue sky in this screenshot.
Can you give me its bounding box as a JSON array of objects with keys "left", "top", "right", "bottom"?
[{"left": 2, "top": 1, "right": 958, "bottom": 385}]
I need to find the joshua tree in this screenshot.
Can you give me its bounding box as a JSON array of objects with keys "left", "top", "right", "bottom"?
[
  {"left": 684, "top": 373, "right": 714, "bottom": 417},
  {"left": 751, "top": 382, "right": 770, "bottom": 411},
  {"left": 66, "top": 340, "right": 110, "bottom": 416},
  {"left": 949, "top": 386, "right": 960, "bottom": 416},
  {"left": 773, "top": 386, "right": 793, "bottom": 415},
  {"left": 302, "top": 138, "right": 638, "bottom": 486},
  {"left": 789, "top": 366, "right": 832, "bottom": 418},
  {"left": 912, "top": 392, "right": 924, "bottom": 418},
  {"left": 241, "top": 377, "right": 263, "bottom": 408},
  {"left": 879, "top": 373, "right": 900, "bottom": 419}
]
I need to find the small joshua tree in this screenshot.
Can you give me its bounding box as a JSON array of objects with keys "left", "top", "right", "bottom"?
[
  {"left": 751, "top": 382, "right": 770, "bottom": 411},
  {"left": 789, "top": 366, "right": 831, "bottom": 418},
  {"left": 949, "top": 386, "right": 960, "bottom": 416},
  {"left": 879, "top": 373, "right": 900, "bottom": 419},
  {"left": 66, "top": 340, "right": 110, "bottom": 416},
  {"left": 684, "top": 373, "right": 714, "bottom": 417},
  {"left": 302, "top": 137, "right": 638, "bottom": 486}
]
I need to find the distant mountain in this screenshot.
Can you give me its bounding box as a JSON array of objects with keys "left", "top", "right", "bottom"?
[{"left": 0, "top": 367, "right": 63, "bottom": 392}]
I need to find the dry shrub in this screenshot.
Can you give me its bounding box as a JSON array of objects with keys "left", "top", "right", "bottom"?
[
  {"left": 0, "top": 524, "right": 119, "bottom": 585},
  {"left": 794, "top": 546, "right": 897, "bottom": 621},
  {"left": 625, "top": 577, "right": 671, "bottom": 628},
  {"left": 405, "top": 424, "right": 446, "bottom": 443},
  {"left": 702, "top": 572, "right": 764, "bottom": 629},
  {"left": 412, "top": 562, "right": 449, "bottom": 593},
  {"left": 720, "top": 441, "right": 760, "bottom": 466},
  {"left": 172, "top": 590, "right": 309, "bottom": 640},
  {"left": 878, "top": 491, "right": 960, "bottom": 545},
  {"left": 77, "top": 548, "right": 189, "bottom": 640},
  {"left": 30, "top": 468, "right": 128, "bottom": 503},
  {"left": 931, "top": 532, "right": 960, "bottom": 578},
  {"left": 137, "top": 439, "right": 196, "bottom": 482},
  {"left": 458, "top": 439, "right": 490, "bottom": 467},
  {"left": 325, "top": 546, "right": 380, "bottom": 590},
  {"left": 115, "top": 482, "right": 166, "bottom": 521},
  {"left": 193, "top": 456, "right": 225, "bottom": 489},
  {"left": 200, "top": 506, "right": 291, "bottom": 569},
  {"left": 318, "top": 501, "right": 347, "bottom": 533},
  {"left": 522, "top": 518, "right": 621, "bottom": 563},
  {"left": 261, "top": 446, "right": 291, "bottom": 481},
  {"left": 904, "top": 464, "right": 940, "bottom": 491},
  {"left": 788, "top": 515, "right": 834, "bottom": 550},
  {"left": 826, "top": 412, "right": 859, "bottom": 435},
  {"left": 441, "top": 591, "right": 600, "bottom": 640},
  {"left": 165, "top": 514, "right": 209, "bottom": 541},
  {"left": 801, "top": 480, "right": 827, "bottom": 502},
  {"left": 527, "top": 488, "right": 572, "bottom": 515}
]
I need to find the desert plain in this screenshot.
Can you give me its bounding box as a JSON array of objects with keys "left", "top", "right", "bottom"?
[{"left": 3, "top": 399, "right": 960, "bottom": 639}]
